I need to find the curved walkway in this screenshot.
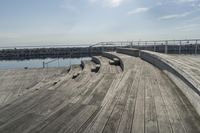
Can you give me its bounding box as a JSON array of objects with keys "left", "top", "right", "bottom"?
[{"left": 0, "top": 54, "right": 200, "bottom": 133}]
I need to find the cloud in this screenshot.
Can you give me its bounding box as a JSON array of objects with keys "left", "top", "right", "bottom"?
[
  {"left": 88, "top": 0, "right": 98, "bottom": 3},
  {"left": 61, "top": 0, "right": 77, "bottom": 11},
  {"left": 155, "top": 2, "right": 163, "bottom": 6},
  {"left": 127, "top": 7, "right": 150, "bottom": 15},
  {"left": 175, "top": 0, "right": 198, "bottom": 3},
  {"left": 108, "top": 0, "right": 125, "bottom": 7},
  {"left": 175, "top": 23, "right": 200, "bottom": 31},
  {"left": 159, "top": 12, "right": 191, "bottom": 20},
  {"left": 89, "top": 0, "right": 126, "bottom": 7}
]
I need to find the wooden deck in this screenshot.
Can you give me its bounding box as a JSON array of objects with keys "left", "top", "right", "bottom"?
[
  {"left": 169, "top": 55, "right": 200, "bottom": 86},
  {"left": 0, "top": 54, "right": 200, "bottom": 133}
]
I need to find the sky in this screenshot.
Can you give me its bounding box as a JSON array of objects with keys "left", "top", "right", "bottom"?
[{"left": 0, "top": 0, "right": 200, "bottom": 46}]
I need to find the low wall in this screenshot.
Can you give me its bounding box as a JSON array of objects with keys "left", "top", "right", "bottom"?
[
  {"left": 102, "top": 52, "right": 124, "bottom": 71},
  {"left": 140, "top": 50, "right": 200, "bottom": 115},
  {"left": 117, "top": 48, "right": 139, "bottom": 57},
  {"left": 91, "top": 56, "right": 101, "bottom": 65},
  {"left": 91, "top": 56, "right": 101, "bottom": 73}
]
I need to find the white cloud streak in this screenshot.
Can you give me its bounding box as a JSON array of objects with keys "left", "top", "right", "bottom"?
[
  {"left": 127, "top": 7, "right": 150, "bottom": 15},
  {"left": 159, "top": 12, "right": 191, "bottom": 20},
  {"left": 175, "top": 0, "right": 199, "bottom": 3},
  {"left": 61, "top": 0, "right": 77, "bottom": 11},
  {"left": 175, "top": 23, "right": 200, "bottom": 31},
  {"left": 108, "top": 0, "right": 125, "bottom": 7},
  {"left": 89, "top": 0, "right": 126, "bottom": 7}
]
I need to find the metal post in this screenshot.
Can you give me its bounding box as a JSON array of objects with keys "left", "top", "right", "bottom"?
[
  {"left": 70, "top": 50, "right": 72, "bottom": 69},
  {"left": 165, "top": 41, "right": 168, "bottom": 54},
  {"left": 138, "top": 41, "right": 140, "bottom": 50},
  {"left": 130, "top": 42, "right": 133, "bottom": 48},
  {"left": 145, "top": 41, "right": 147, "bottom": 50},
  {"left": 102, "top": 44, "right": 104, "bottom": 54},
  {"left": 179, "top": 40, "right": 182, "bottom": 54},
  {"left": 154, "top": 41, "right": 156, "bottom": 52},
  {"left": 195, "top": 40, "right": 198, "bottom": 55},
  {"left": 57, "top": 58, "right": 60, "bottom": 67},
  {"left": 89, "top": 46, "right": 92, "bottom": 57},
  {"left": 80, "top": 48, "right": 82, "bottom": 61},
  {"left": 43, "top": 62, "right": 45, "bottom": 68},
  {"left": 46, "top": 63, "right": 48, "bottom": 74}
]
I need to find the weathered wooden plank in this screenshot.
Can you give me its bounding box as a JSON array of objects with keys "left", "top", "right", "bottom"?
[
  {"left": 117, "top": 62, "right": 140, "bottom": 133},
  {"left": 0, "top": 113, "right": 41, "bottom": 133},
  {"left": 159, "top": 72, "right": 200, "bottom": 133},
  {"left": 0, "top": 90, "right": 54, "bottom": 125},
  {"left": 148, "top": 65, "right": 173, "bottom": 133},
  {"left": 154, "top": 70, "right": 187, "bottom": 133},
  {"left": 61, "top": 105, "right": 99, "bottom": 133},
  {"left": 103, "top": 70, "right": 134, "bottom": 133},
  {"left": 131, "top": 63, "right": 145, "bottom": 133},
  {"left": 38, "top": 104, "right": 85, "bottom": 133},
  {"left": 144, "top": 63, "right": 159, "bottom": 133},
  {"left": 83, "top": 72, "right": 129, "bottom": 133}
]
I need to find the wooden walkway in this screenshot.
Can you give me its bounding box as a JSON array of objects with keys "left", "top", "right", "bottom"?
[
  {"left": 170, "top": 55, "right": 200, "bottom": 86},
  {"left": 0, "top": 54, "right": 200, "bottom": 133}
]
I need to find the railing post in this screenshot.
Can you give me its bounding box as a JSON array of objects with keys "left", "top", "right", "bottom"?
[
  {"left": 154, "top": 41, "right": 156, "bottom": 52},
  {"left": 165, "top": 41, "right": 168, "bottom": 54},
  {"left": 130, "top": 42, "right": 133, "bottom": 48},
  {"left": 195, "top": 40, "right": 198, "bottom": 55},
  {"left": 89, "top": 46, "right": 92, "bottom": 57},
  {"left": 179, "top": 40, "right": 181, "bottom": 54},
  {"left": 57, "top": 58, "right": 60, "bottom": 67},
  {"left": 70, "top": 50, "right": 72, "bottom": 69},
  {"left": 102, "top": 43, "right": 105, "bottom": 54},
  {"left": 43, "top": 62, "right": 45, "bottom": 68},
  {"left": 80, "top": 47, "right": 82, "bottom": 61},
  {"left": 145, "top": 41, "right": 147, "bottom": 50}
]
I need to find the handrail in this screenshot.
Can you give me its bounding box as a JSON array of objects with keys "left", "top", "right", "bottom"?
[
  {"left": 43, "top": 58, "right": 60, "bottom": 68},
  {"left": 0, "top": 44, "right": 91, "bottom": 49},
  {"left": 89, "top": 39, "right": 200, "bottom": 55},
  {"left": 97, "top": 39, "right": 200, "bottom": 44}
]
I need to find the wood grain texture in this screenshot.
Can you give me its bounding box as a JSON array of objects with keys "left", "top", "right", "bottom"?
[{"left": 0, "top": 54, "right": 200, "bottom": 133}]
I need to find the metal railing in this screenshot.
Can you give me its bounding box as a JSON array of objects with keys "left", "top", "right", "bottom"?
[
  {"left": 90, "top": 39, "right": 200, "bottom": 55},
  {"left": 43, "top": 58, "right": 60, "bottom": 68},
  {"left": 0, "top": 44, "right": 91, "bottom": 50}
]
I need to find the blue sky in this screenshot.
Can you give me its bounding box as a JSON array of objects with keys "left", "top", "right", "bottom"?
[{"left": 0, "top": 0, "right": 200, "bottom": 46}]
